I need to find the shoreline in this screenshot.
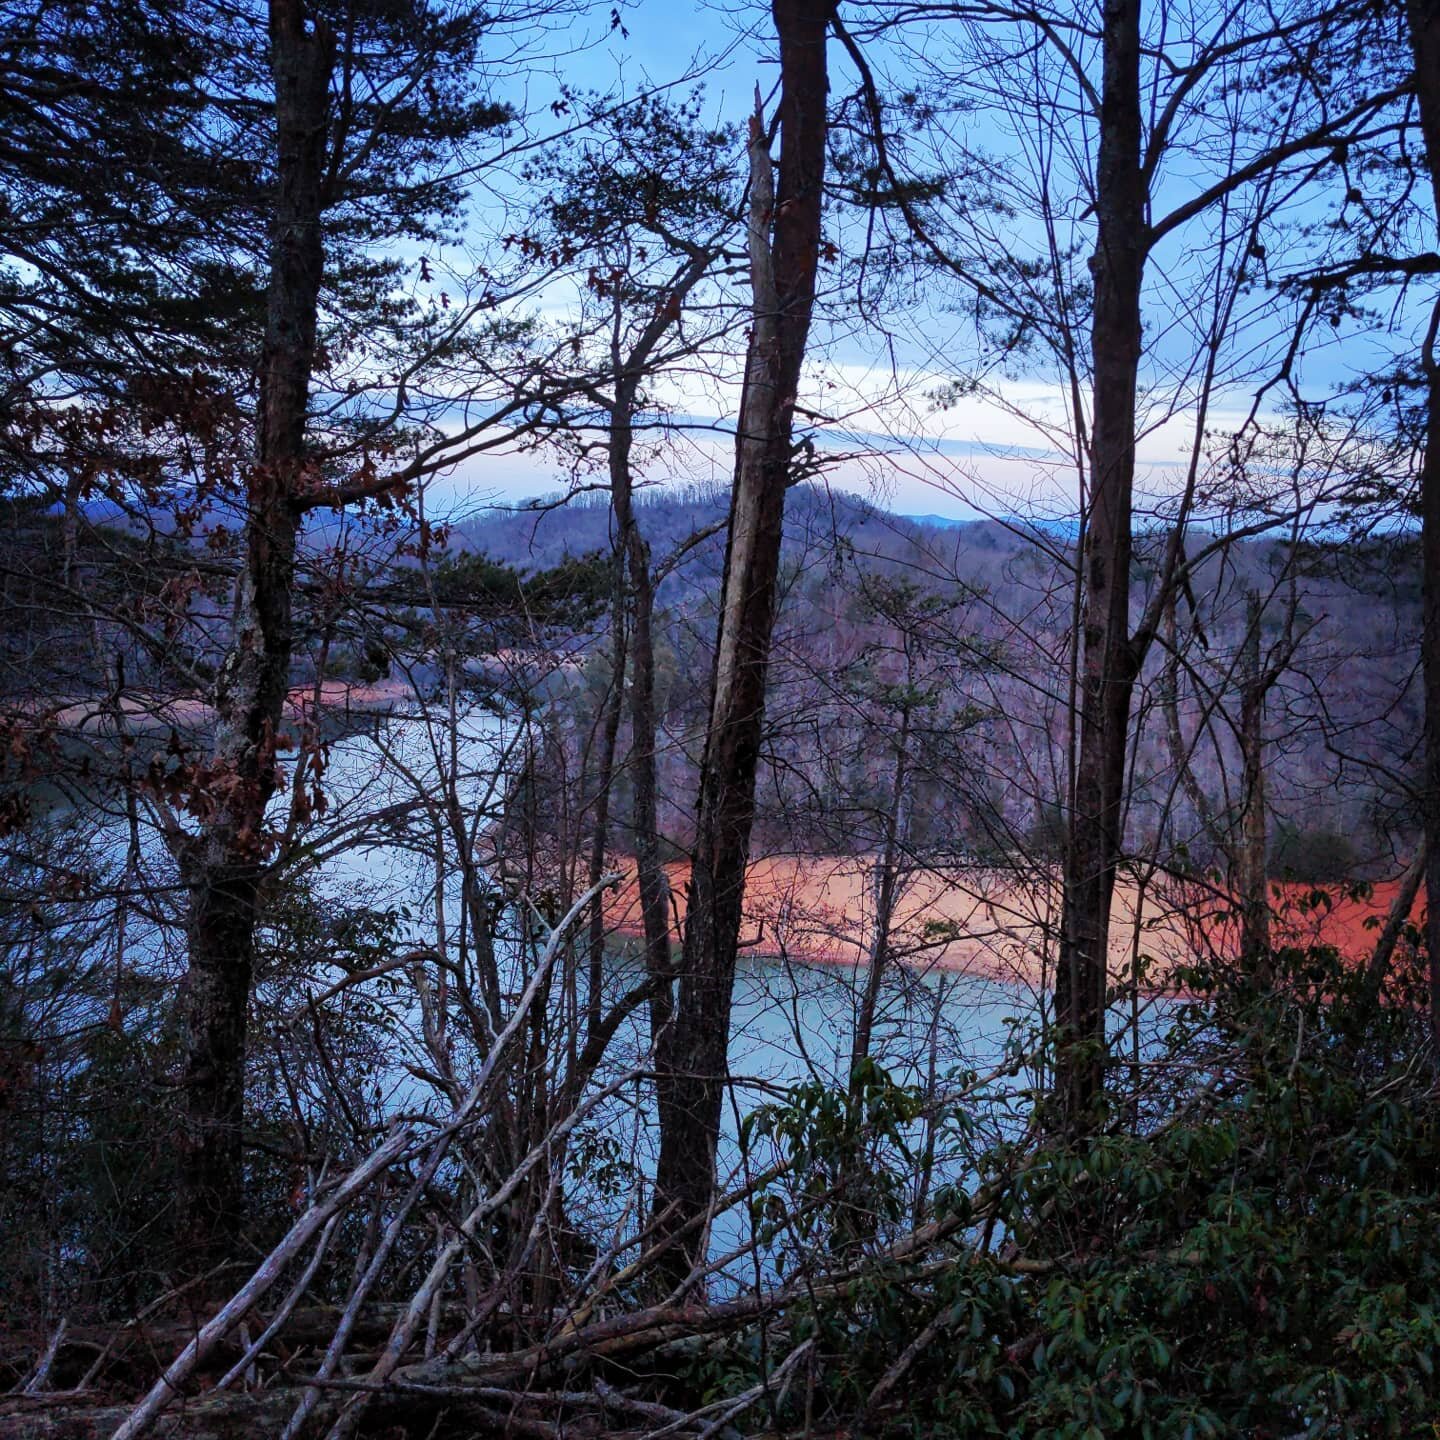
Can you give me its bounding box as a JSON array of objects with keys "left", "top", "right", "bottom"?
[
  {"left": 603, "top": 854, "right": 1417, "bottom": 997},
  {"left": 25, "top": 677, "right": 415, "bottom": 746}
]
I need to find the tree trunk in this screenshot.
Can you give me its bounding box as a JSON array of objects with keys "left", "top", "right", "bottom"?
[
  {"left": 1365, "top": 841, "right": 1426, "bottom": 997},
  {"left": 850, "top": 703, "right": 911, "bottom": 1092},
  {"left": 653, "top": 0, "right": 833, "bottom": 1255},
  {"left": 175, "top": 0, "right": 332, "bottom": 1267},
  {"left": 1237, "top": 591, "right": 1271, "bottom": 982},
  {"left": 1055, "top": 0, "right": 1145, "bottom": 1133},
  {"left": 585, "top": 566, "right": 628, "bottom": 1047},
  {"left": 1407, "top": 0, "right": 1440, "bottom": 1058},
  {"left": 1160, "top": 590, "right": 1213, "bottom": 844},
  {"left": 608, "top": 399, "right": 676, "bottom": 1047}
]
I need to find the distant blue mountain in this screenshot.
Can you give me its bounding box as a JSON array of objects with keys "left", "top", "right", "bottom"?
[
  {"left": 902, "top": 511, "right": 1082, "bottom": 540},
  {"left": 901, "top": 513, "right": 977, "bottom": 530}
]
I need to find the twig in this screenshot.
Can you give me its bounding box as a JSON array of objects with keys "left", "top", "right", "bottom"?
[
  {"left": 18, "top": 1319, "right": 67, "bottom": 1396},
  {"left": 111, "top": 1126, "right": 413, "bottom": 1440},
  {"left": 214, "top": 1214, "right": 340, "bottom": 1391}
]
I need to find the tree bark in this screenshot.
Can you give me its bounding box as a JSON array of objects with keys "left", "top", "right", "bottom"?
[
  {"left": 850, "top": 703, "right": 911, "bottom": 1092},
  {"left": 585, "top": 567, "right": 628, "bottom": 1047},
  {"left": 1237, "top": 592, "right": 1271, "bottom": 983},
  {"left": 608, "top": 400, "right": 677, "bottom": 1047},
  {"left": 175, "top": 0, "right": 332, "bottom": 1268},
  {"left": 1055, "top": 0, "right": 1144, "bottom": 1133},
  {"left": 1406, "top": 0, "right": 1440, "bottom": 1058},
  {"left": 653, "top": 0, "right": 834, "bottom": 1253},
  {"left": 1365, "top": 841, "right": 1426, "bottom": 998}
]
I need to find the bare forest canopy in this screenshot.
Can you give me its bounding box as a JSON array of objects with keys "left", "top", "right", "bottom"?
[
  {"left": 3, "top": 0, "right": 1440, "bottom": 1437},
  {"left": 461, "top": 486, "right": 1424, "bottom": 876}
]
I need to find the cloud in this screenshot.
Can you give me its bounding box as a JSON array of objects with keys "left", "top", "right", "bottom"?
[{"left": 421, "top": 349, "right": 1276, "bottom": 527}]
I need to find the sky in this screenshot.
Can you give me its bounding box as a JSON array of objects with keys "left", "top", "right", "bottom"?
[
  {"left": 423, "top": 0, "right": 1417, "bottom": 529},
  {"left": 432, "top": 0, "right": 1047, "bottom": 522}
]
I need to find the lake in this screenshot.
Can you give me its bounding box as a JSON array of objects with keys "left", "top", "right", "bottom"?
[{"left": 13, "top": 694, "right": 1162, "bottom": 1272}]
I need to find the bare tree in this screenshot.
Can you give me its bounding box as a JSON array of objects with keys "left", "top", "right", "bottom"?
[
  {"left": 1405, "top": 0, "right": 1440, "bottom": 1053},
  {"left": 654, "top": 0, "right": 838, "bottom": 1252},
  {"left": 835, "top": 0, "right": 1407, "bottom": 1127},
  {"left": 173, "top": 0, "right": 334, "bottom": 1265}
]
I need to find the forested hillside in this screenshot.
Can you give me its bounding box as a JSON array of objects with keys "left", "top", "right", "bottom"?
[
  {"left": 3, "top": 0, "right": 1440, "bottom": 1437},
  {"left": 458, "top": 487, "right": 1423, "bottom": 877}
]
